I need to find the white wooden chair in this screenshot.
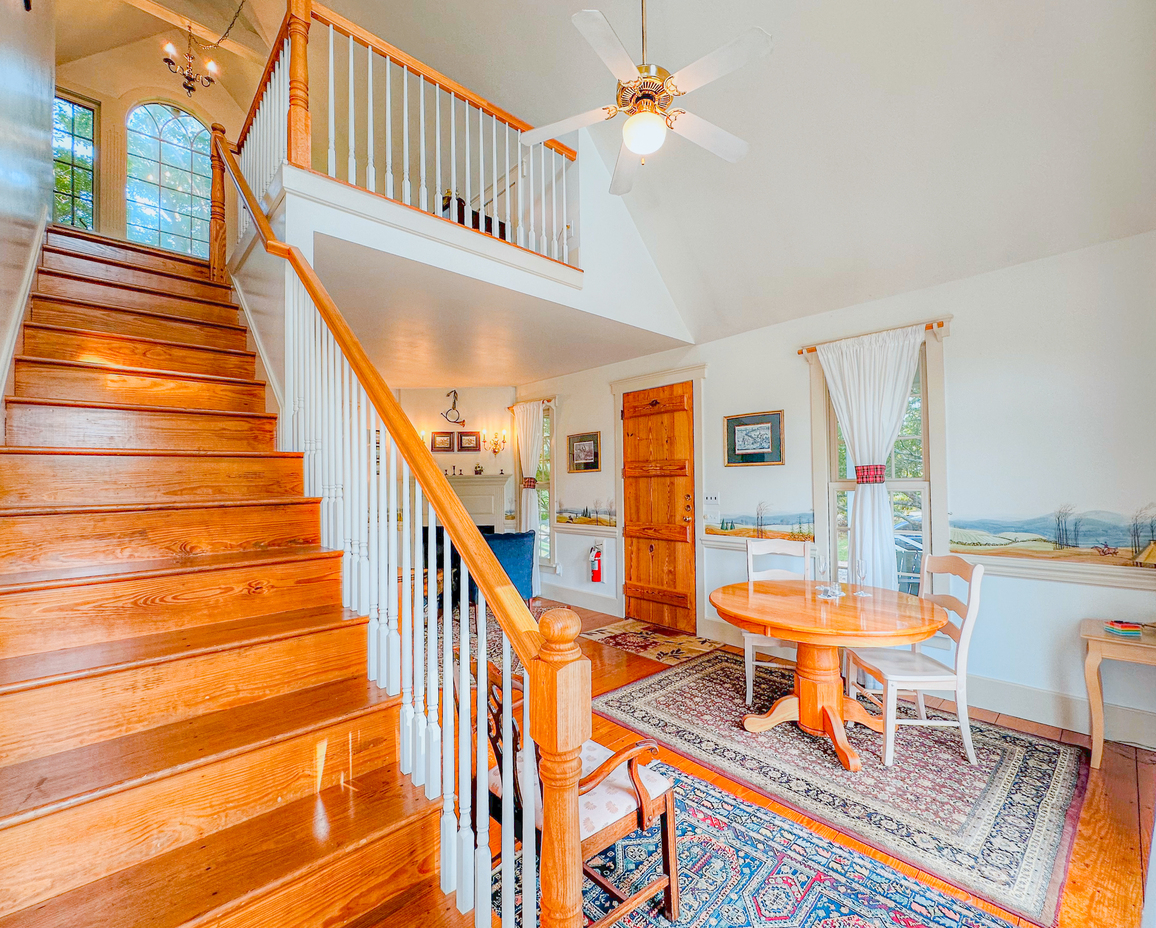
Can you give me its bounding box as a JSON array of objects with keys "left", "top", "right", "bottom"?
[
  {"left": 845, "top": 554, "right": 985, "bottom": 766},
  {"left": 743, "top": 538, "right": 811, "bottom": 706}
]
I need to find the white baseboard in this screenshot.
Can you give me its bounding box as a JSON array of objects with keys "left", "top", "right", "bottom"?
[{"left": 540, "top": 581, "right": 623, "bottom": 617}]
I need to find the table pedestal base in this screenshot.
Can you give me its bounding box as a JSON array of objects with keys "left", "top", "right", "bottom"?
[{"left": 742, "top": 643, "right": 883, "bottom": 771}]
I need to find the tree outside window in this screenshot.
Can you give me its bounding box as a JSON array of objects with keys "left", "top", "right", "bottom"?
[{"left": 53, "top": 95, "right": 96, "bottom": 230}]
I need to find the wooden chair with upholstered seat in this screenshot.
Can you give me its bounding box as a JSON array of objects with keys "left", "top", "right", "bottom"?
[
  {"left": 474, "top": 659, "right": 679, "bottom": 926},
  {"left": 742, "top": 538, "right": 811, "bottom": 705},
  {"left": 845, "top": 554, "right": 985, "bottom": 766}
]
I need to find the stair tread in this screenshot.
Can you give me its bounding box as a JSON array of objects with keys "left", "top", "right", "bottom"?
[
  {"left": 46, "top": 225, "right": 211, "bottom": 271},
  {"left": 4, "top": 396, "right": 276, "bottom": 418},
  {"left": 344, "top": 877, "right": 472, "bottom": 928},
  {"left": 0, "top": 497, "right": 319, "bottom": 517},
  {"left": 40, "top": 245, "right": 233, "bottom": 294},
  {"left": 21, "top": 323, "right": 256, "bottom": 358},
  {"left": 0, "top": 606, "right": 365, "bottom": 694},
  {"left": 0, "top": 447, "right": 301, "bottom": 458},
  {"left": 36, "top": 267, "right": 239, "bottom": 310},
  {"left": 30, "top": 294, "right": 247, "bottom": 332},
  {"left": 0, "top": 544, "right": 341, "bottom": 593},
  {"left": 14, "top": 356, "right": 265, "bottom": 387},
  {"left": 0, "top": 676, "right": 394, "bottom": 830}
]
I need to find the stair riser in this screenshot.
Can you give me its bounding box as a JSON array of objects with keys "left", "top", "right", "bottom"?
[
  {"left": 0, "top": 700, "right": 397, "bottom": 917},
  {"left": 212, "top": 809, "right": 439, "bottom": 928},
  {"left": 0, "top": 453, "right": 303, "bottom": 506},
  {"left": 0, "top": 555, "right": 342, "bottom": 659},
  {"left": 14, "top": 361, "right": 265, "bottom": 413},
  {"left": 22, "top": 327, "right": 256, "bottom": 379},
  {"left": 0, "top": 501, "right": 321, "bottom": 571},
  {"left": 5, "top": 402, "right": 276, "bottom": 451},
  {"left": 41, "top": 250, "right": 231, "bottom": 303},
  {"left": 0, "top": 623, "right": 367, "bottom": 767},
  {"left": 31, "top": 300, "right": 248, "bottom": 351},
  {"left": 45, "top": 229, "right": 215, "bottom": 281},
  {"left": 36, "top": 272, "right": 238, "bottom": 326}
]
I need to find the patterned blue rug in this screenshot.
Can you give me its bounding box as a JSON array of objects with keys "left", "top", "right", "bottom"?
[{"left": 494, "top": 764, "right": 1013, "bottom": 927}]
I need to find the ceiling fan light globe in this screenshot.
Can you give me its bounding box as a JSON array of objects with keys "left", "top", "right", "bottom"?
[{"left": 622, "top": 111, "right": 666, "bottom": 155}]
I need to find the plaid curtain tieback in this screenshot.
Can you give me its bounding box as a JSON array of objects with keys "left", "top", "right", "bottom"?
[
  {"left": 855, "top": 464, "right": 887, "bottom": 485},
  {"left": 522, "top": 477, "right": 537, "bottom": 489}
]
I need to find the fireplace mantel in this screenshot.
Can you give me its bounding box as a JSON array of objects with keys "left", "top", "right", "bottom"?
[{"left": 446, "top": 474, "right": 513, "bottom": 533}]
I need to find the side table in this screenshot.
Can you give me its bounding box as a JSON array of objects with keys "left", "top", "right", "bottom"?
[{"left": 1080, "top": 618, "right": 1156, "bottom": 769}]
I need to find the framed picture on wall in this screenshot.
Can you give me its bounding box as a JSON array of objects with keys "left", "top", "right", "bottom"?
[
  {"left": 456, "top": 431, "right": 481, "bottom": 452},
  {"left": 567, "top": 431, "right": 601, "bottom": 473},
  {"left": 724, "top": 411, "right": 783, "bottom": 466},
  {"left": 430, "top": 431, "right": 454, "bottom": 452}
]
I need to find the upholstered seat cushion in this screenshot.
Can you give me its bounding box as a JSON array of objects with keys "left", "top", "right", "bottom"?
[{"left": 487, "top": 739, "right": 672, "bottom": 840}]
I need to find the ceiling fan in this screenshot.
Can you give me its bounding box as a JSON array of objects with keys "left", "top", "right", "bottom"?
[{"left": 520, "top": 1, "right": 771, "bottom": 195}]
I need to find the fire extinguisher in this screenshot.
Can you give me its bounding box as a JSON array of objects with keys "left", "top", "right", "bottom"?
[{"left": 589, "top": 545, "right": 603, "bottom": 583}]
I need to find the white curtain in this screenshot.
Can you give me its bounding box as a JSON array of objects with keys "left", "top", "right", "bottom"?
[
  {"left": 816, "top": 325, "right": 924, "bottom": 590},
  {"left": 512, "top": 401, "right": 544, "bottom": 597}
]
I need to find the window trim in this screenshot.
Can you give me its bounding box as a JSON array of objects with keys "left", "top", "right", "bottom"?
[
  {"left": 53, "top": 89, "right": 101, "bottom": 231},
  {"left": 514, "top": 397, "right": 557, "bottom": 570},
  {"left": 807, "top": 323, "right": 951, "bottom": 594}
]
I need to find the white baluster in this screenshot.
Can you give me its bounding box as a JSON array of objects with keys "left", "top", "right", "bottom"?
[
  {"left": 385, "top": 57, "right": 394, "bottom": 199},
  {"left": 376, "top": 417, "right": 389, "bottom": 689},
  {"left": 522, "top": 676, "right": 538, "bottom": 928},
  {"left": 551, "top": 149, "right": 559, "bottom": 259},
  {"left": 539, "top": 145, "right": 547, "bottom": 258},
  {"left": 474, "top": 587, "right": 491, "bottom": 927},
  {"left": 366, "top": 51, "right": 375, "bottom": 192},
  {"left": 500, "top": 630, "right": 514, "bottom": 926},
  {"left": 464, "top": 102, "right": 471, "bottom": 229},
  {"left": 357, "top": 385, "right": 370, "bottom": 615},
  {"left": 526, "top": 139, "right": 535, "bottom": 251},
  {"left": 425, "top": 499, "right": 441, "bottom": 797},
  {"left": 504, "top": 123, "right": 511, "bottom": 242},
  {"left": 515, "top": 130, "right": 524, "bottom": 247},
  {"left": 412, "top": 478, "right": 426, "bottom": 785},
  {"left": 435, "top": 86, "right": 442, "bottom": 220},
  {"left": 490, "top": 114, "right": 498, "bottom": 237},
  {"left": 400, "top": 458, "right": 414, "bottom": 774},
  {"left": 367, "top": 411, "right": 379, "bottom": 682},
  {"left": 340, "top": 358, "right": 352, "bottom": 608},
  {"left": 282, "top": 276, "right": 294, "bottom": 453},
  {"left": 419, "top": 75, "right": 428, "bottom": 212},
  {"left": 561, "top": 151, "right": 569, "bottom": 265},
  {"left": 456, "top": 558, "right": 475, "bottom": 913},
  {"left": 440, "top": 532, "right": 457, "bottom": 892},
  {"left": 402, "top": 67, "right": 411, "bottom": 205},
  {"left": 319, "top": 327, "right": 330, "bottom": 546},
  {"left": 327, "top": 24, "right": 336, "bottom": 177},
  {"left": 450, "top": 94, "right": 457, "bottom": 221},
  {"left": 386, "top": 436, "right": 400, "bottom": 694},
  {"left": 477, "top": 105, "right": 484, "bottom": 233}
]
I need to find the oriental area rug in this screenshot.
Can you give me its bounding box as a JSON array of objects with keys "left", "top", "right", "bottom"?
[
  {"left": 580, "top": 619, "right": 724, "bottom": 665},
  {"left": 493, "top": 765, "right": 1015, "bottom": 928},
  {"left": 592, "top": 651, "right": 1087, "bottom": 926}
]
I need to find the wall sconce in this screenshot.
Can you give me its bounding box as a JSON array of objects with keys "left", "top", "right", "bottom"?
[{"left": 481, "top": 429, "right": 507, "bottom": 455}]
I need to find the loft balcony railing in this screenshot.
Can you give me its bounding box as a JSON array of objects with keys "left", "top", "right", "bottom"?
[
  {"left": 207, "top": 4, "right": 592, "bottom": 927},
  {"left": 234, "top": 0, "right": 579, "bottom": 268}
]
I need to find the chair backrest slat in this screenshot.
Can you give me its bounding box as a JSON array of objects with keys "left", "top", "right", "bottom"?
[
  {"left": 919, "top": 554, "right": 984, "bottom": 672},
  {"left": 746, "top": 538, "right": 812, "bottom": 582}
]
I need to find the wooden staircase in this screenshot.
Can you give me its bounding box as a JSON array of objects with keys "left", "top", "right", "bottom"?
[{"left": 0, "top": 226, "right": 448, "bottom": 928}]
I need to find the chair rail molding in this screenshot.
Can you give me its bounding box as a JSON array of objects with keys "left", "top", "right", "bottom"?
[{"left": 959, "top": 554, "right": 1156, "bottom": 592}]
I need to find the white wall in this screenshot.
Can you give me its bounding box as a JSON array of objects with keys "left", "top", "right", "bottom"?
[
  {"left": 519, "top": 231, "right": 1156, "bottom": 744},
  {"left": 0, "top": 0, "right": 55, "bottom": 405}
]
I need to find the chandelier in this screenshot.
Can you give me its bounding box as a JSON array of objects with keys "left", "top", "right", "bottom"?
[{"left": 161, "top": 1, "right": 244, "bottom": 97}]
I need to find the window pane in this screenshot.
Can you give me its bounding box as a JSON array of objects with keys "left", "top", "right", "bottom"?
[
  {"left": 126, "top": 103, "right": 210, "bottom": 256},
  {"left": 127, "top": 223, "right": 160, "bottom": 246},
  {"left": 52, "top": 96, "right": 97, "bottom": 230},
  {"left": 53, "top": 161, "right": 72, "bottom": 193},
  {"left": 836, "top": 422, "right": 850, "bottom": 478},
  {"left": 892, "top": 490, "right": 924, "bottom": 595},
  {"left": 891, "top": 438, "right": 924, "bottom": 479},
  {"left": 835, "top": 489, "right": 851, "bottom": 581},
  {"left": 74, "top": 107, "right": 93, "bottom": 140},
  {"left": 536, "top": 408, "right": 551, "bottom": 560},
  {"left": 53, "top": 192, "right": 73, "bottom": 224},
  {"left": 73, "top": 167, "right": 93, "bottom": 199},
  {"left": 73, "top": 199, "right": 93, "bottom": 230},
  {"left": 53, "top": 99, "right": 72, "bottom": 136},
  {"left": 899, "top": 366, "right": 923, "bottom": 437}
]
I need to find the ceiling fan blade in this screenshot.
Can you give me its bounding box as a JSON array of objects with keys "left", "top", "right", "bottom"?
[
  {"left": 668, "top": 110, "right": 749, "bottom": 162},
  {"left": 520, "top": 107, "right": 618, "bottom": 148},
  {"left": 572, "top": 10, "right": 640, "bottom": 84},
  {"left": 609, "top": 140, "right": 641, "bottom": 195},
  {"left": 668, "top": 27, "right": 772, "bottom": 95}
]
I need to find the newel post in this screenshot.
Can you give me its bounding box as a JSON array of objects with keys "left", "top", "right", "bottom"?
[
  {"left": 287, "top": 0, "right": 312, "bottom": 168},
  {"left": 531, "top": 608, "right": 591, "bottom": 928},
  {"left": 209, "top": 123, "right": 227, "bottom": 283}
]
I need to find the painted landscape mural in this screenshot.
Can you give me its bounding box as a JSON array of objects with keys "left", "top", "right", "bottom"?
[
  {"left": 706, "top": 508, "right": 815, "bottom": 541},
  {"left": 556, "top": 499, "right": 616, "bottom": 527},
  {"left": 950, "top": 505, "right": 1156, "bottom": 568}
]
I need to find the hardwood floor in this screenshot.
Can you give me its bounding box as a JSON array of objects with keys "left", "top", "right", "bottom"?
[{"left": 538, "top": 599, "right": 1154, "bottom": 928}]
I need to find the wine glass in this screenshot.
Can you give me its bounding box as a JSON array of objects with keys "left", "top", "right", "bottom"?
[
  {"left": 815, "top": 554, "right": 828, "bottom": 595},
  {"left": 854, "top": 558, "right": 871, "bottom": 596}
]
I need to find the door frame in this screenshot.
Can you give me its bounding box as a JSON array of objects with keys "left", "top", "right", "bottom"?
[{"left": 610, "top": 363, "right": 708, "bottom": 633}]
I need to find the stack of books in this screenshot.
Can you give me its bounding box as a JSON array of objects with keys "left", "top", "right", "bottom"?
[{"left": 1103, "top": 620, "right": 1144, "bottom": 637}]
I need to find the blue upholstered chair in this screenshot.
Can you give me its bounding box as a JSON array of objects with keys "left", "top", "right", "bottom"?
[{"left": 471, "top": 530, "right": 536, "bottom": 604}]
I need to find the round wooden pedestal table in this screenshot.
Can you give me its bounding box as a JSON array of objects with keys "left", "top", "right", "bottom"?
[{"left": 709, "top": 579, "right": 947, "bottom": 772}]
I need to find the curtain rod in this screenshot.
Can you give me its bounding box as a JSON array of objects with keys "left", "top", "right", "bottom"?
[{"left": 797, "top": 319, "right": 949, "bottom": 356}]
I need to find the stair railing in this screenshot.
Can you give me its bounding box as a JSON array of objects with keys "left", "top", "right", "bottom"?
[
  {"left": 212, "top": 126, "right": 590, "bottom": 928},
  {"left": 231, "top": 0, "right": 579, "bottom": 268}
]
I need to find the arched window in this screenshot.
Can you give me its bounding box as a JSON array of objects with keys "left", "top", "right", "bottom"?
[{"left": 125, "top": 103, "right": 211, "bottom": 257}]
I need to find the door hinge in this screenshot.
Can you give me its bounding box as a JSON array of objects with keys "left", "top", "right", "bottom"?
[{"left": 620, "top": 408, "right": 624, "bottom": 420}]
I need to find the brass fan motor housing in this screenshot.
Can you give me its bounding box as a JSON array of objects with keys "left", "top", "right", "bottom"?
[{"left": 616, "top": 63, "right": 677, "bottom": 117}]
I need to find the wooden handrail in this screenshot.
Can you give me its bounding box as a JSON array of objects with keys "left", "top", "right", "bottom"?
[
  {"left": 237, "top": 11, "right": 291, "bottom": 151},
  {"left": 213, "top": 127, "right": 543, "bottom": 669},
  {"left": 311, "top": 1, "right": 577, "bottom": 162}
]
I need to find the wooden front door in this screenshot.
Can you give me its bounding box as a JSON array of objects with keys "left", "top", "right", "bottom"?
[{"left": 621, "top": 381, "right": 696, "bottom": 632}]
